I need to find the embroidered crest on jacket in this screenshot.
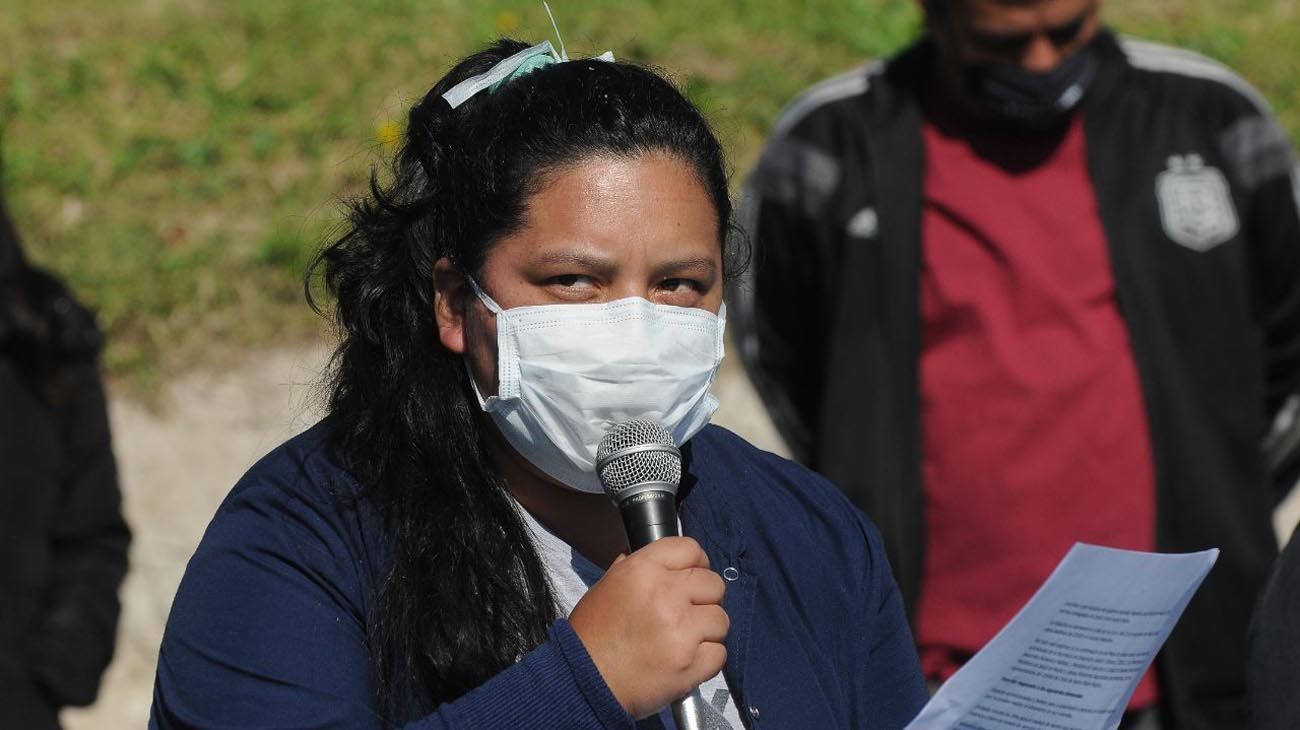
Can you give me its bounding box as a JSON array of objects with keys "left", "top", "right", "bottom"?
[
  {"left": 1155, "top": 154, "right": 1239, "bottom": 252},
  {"left": 846, "top": 206, "right": 879, "bottom": 239}
]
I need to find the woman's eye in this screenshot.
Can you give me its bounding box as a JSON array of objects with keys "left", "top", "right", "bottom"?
[
  {"left": 656, "top": 279, "right": 706, "bottom": 305},
  {"left": 660, "top": 278, "right": 689, "bottom": 292},
  {"left": 545, "top": 274, "right": 598, "bottom": 295}
]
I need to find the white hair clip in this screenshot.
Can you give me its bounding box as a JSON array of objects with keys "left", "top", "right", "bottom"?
[{"left": 440, "top": 3, "right": 615, "bottom": 110}]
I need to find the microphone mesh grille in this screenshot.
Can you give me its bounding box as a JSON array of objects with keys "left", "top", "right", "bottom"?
[{"left": 596, "top": 419, "right": 682, "bottom": 498}]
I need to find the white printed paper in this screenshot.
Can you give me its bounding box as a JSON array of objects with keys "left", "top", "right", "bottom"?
[{"left": 905, "top": 543, "right": 1218, "bottom": 730}]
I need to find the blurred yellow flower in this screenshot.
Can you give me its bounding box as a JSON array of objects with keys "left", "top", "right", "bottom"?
[
  {"left": 495, "top": 10, "right": 520, "bottom": 34},
  {"left": 376, "top": 119, "right": 403, "bottom": 153}
]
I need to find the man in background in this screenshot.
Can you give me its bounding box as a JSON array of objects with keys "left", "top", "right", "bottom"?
[{"left": 732, "top": 0, "right": 1300, "bottom": 727}]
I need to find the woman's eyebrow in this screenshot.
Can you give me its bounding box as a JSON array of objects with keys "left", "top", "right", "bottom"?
[
  {"left": 533, "top": 249, "right": 620, "bottom": 277},
  {"left": 650, "top": 256, "right": 718, "bottom": 280}
]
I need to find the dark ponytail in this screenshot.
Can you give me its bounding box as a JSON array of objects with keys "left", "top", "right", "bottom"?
[{"left": 307, "top": 38, "right": 739, "bottom": 723}]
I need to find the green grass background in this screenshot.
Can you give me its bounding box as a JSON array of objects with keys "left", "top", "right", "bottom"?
[{"left": 2, "top": 1, "right": 1298, "bottom": 384}]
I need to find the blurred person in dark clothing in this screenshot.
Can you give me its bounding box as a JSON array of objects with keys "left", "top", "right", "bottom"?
[
  {"left": 1247, "top": 529, "right": 1300, "bottom": 730},
  {"left": 732, "top": 0, "right": 1300, "bottom": 728},
  {"left": 0, "top": 172, "right": 130, "bottom": 729}
]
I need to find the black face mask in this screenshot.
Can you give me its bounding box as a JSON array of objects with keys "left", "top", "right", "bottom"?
[{"left": 968, "top": 42, "right": 1099, "bottom": 127}]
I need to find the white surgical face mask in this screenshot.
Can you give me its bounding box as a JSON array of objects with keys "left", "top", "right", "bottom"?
[{"left": 465, "top": 278, "right": 725, "bottom": 494}]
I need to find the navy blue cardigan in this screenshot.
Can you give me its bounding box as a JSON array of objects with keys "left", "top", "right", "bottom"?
[{"left": 150, "top": 422, "right": 927, "bottom": 729}]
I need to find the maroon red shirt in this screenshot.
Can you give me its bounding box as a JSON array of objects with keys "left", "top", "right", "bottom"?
[{"left": 916, "top": 107, "right": 1158, "bottom": 709}]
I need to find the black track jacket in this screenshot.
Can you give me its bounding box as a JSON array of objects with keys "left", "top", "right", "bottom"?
[{"left": 732, "top": 31, "right": 1300, "bottom": 730}]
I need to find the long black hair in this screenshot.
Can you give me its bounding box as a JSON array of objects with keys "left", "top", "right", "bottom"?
[
  {"left": 307, "top": 39, "right": 742, "bottom": 722},
  {"left": 0, "top": 174, "right": 102, "bottom": 403}
]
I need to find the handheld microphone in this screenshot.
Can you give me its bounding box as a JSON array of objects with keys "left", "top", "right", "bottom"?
[
  {"left": 596, "top": 420, "right": 713, "bottom": 730},
  {"left": 596, "top": 419, "right": 683, "bottom": 549}
]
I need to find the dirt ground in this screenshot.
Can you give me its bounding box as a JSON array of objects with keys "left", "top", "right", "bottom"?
[{"left": 60, "top": 344, "right": 1299, "bottom": 728}]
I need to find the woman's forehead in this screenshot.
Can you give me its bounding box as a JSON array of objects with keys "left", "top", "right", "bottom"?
[{"left": 491, "top": 153, "right": 721, "bottom": 268}]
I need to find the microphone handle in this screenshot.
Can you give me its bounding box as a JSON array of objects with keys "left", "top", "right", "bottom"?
[
  {"left": 616, "top": 489, "right": 704, "bottom": 730},
  {"left": 618, "top": 489, "right": 679, "bottom": 550}
]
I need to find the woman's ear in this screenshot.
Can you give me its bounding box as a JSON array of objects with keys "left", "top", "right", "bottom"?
[{"left": 433, "top": 257, "right": 468, "bottom": 354}]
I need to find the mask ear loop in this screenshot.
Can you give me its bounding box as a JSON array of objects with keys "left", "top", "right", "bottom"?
[
  {"left": 460, "top": 276, "right": 510, "bottom": 406},
  {"left": 465, "top": 276, "right": 505, "bottom": 315},
  {"left": 463, "top": 359, "right": 498, "bottom": 408}
]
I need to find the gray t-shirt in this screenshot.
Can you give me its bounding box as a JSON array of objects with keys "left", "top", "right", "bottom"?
[{"left": 518, "top": 503, "right": 741, "bottom": 730}]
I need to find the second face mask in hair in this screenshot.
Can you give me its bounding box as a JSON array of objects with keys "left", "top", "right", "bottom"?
[{"left": 465, "top": 279, "right": 725, "bottom": 494}]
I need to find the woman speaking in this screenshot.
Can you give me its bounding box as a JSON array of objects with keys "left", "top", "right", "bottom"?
[{"left": 149, "top": 38, "right": 927, "bottom": 729}]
